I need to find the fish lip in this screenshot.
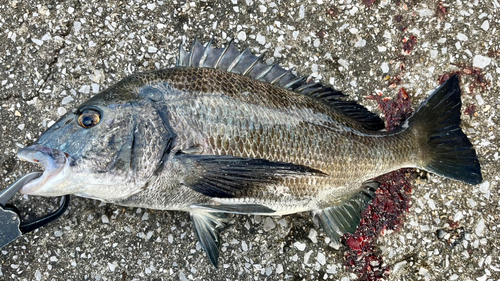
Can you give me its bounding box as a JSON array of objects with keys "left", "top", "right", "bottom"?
[{"left": 17, "top": 145, "right": 72, "bottom": 195}]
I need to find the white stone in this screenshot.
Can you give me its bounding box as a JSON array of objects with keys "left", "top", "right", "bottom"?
[
  {"left": 91, "top": 83, "right": 100, "bottom": 93},
  {"left": 31, "top": 38, "right": 43, "bottom": 46},
  {"left": 419, "top": 9, "right": 433, "bottom": 17},
  {"left": 74, "top": 21, "right": 82, "bottom": 32},
  {"left": 338, "top": 59, "right": 348, "bottom": 69},
  {"left": 108, "top": 263, "right": 116, "bottom": 272},
  {"left": 454, "top": 211, "right": 463, "bottom": 221},
  {"left": 481, "top": 20, "right": 489, "bottom": 31},
  {"left": 479, "top": 181, "right": 490, "bottom": 193},
  {"left": 428, "top": 199, "right": 436, "bottom": 210},
  {"left": 241, "top": 241, "right": 248, "bottom": 251},
  {"left": 17, "top": 124, "right": 25, "bottom": 130},
  {"left": 237, "top": 31, "right": 247, "bottom": 41},
  {"left": 475, "top": 218, "right": 486, "bottom": 237},
  {"left": 276, "top": 264, "right": 283, "bottom": 274},
  {"left": 354, "top": 39, "right": 366, "bottom": 48},
  {"left": 418, "top": 267, "right": 428, "bottom": 275},
  {"left": 101, "top": 215, "right": 109, "bottom": 224},
  {"left": 299, "top": 5, "right": 305, "bottom": 19},
  {"left": 326, "top": 264, "right": 337, "bottom": 274},
  {"left": 457, "top": 33, "right": 468, "bottom": 41},
  {"left": 62, "top": 96, "right": 74, "bottom": 105},
  {"left": 308, "top": 228, "right": 318, "bottom": 243},
  {"left": 475, "top": 95, "right": 485, "bottom": 106},
  {"left": 263, "top": 217, "right": 275, "bottom": 232},
  {"left": 256, "top": 33, "right": 266, "bottom": 45},
  {"left": 41, "top": 33, "right": 51, "bottom": 41},
  {"left": 148, "top": 46, "right": 158, "bottom": 53},
  {"left": 381, "top": 62, "right": 389, "bottom": 73},
  {"left": 349, "top": 28, "right": 359, "bottom": 34},
  {"left": 293, "top": 241, "right": 306, "bottom": 251},
  {"left": 147, "top": 3, "right": 156, "bottom": 10},
  {"left": 473, "top": 55, "right": 491, "bottom": 69},
  {"left": 57, "top": 107, "right": 67, "bottom": 116},
  {"left": 141, "top": 212, "right": 149, "bottom": 221},
  {"left": 316, "top": 252, "right": 326, "bottom": 265}
]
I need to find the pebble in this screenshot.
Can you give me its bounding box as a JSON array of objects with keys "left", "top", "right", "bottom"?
[
  {"left": 316, "top": 252, "right": 326, "bottom": 265},
  {"left": 101, "top": 215, "right": 109, "bottom": 224},
  {"left": 308, "top": 228, "right": 318, "bottom": 243},
  {"left": 293, "top": 241, "right": 306, "bottom": 251},
  {"left": 475, "top": 219, "right": 486, "bottom": 237},
  {"left": 31, "top": 38, "right": 43, "bottom": 46},
  {"left": 473, "top": 55, "right": 491, "bottom": 69},
  {"left": 256, "top": 33, "right": 266, "bottom": 45},
  {"left": 481, "top": 21, "right": 489, "bottom": 31},
  {"left": 476, "top": 94, "right": 485, "bottom": 106},
  {"left": 57, "top": 107, "right": 67, "bottom": 116},
  {"left": 263, "top": 217, "right": 276, "bottom": 232},
  {"left": 381, "top": 62, "right": 389, "bottom": 73},
  {"left": 61, "top": 96, "right": 74, "bottom": 105},
  {"left": 479, "top": 181, "right": 489, "bottom": 193},
  {"left": 237, "top": 31, "right": 247, "bottom": 41}
]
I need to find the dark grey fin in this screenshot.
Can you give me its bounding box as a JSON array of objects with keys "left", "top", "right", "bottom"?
[
  {"left": 189, "top": 38, "right": 205, "bottom": 67},
  {"left": 314, "top": 181, "right": 378, "bottom": 246},
  {"left": 199, "top": 37, "right": 215, "bottom": 67},
  {"left": 192, "top": 203, "right": 275, "bottom": 214},
  {"left": 190, "top": 211, "right": 228, "bottom": 268},
  {"left": 177, "top": 43, "right": 189, "bottom": 67},
  {"left": 177, "top": 153, "right": 327, "bottom": 198},
  {"left": 177, "top": 39, "right": 385, "bottom": 131},
  {"left": 408, "top": 75, "right": 482, "bottom": 185}
]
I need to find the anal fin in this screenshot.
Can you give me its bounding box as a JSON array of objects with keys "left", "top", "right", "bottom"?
[
  {"left": 190, "top": 211, "right": 228, "bottom": 268},
  {"left": 314, "top": 181, "right": 378, "bottom": 247}
]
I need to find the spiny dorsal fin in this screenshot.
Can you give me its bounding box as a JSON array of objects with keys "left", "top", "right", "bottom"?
[{"left": 178, "top": 38, "right": 385, "bottom": 131}]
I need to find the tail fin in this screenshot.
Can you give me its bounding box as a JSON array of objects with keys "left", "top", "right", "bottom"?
[{"left": 409, "top": 75, "right": 482, "bottom": 185}]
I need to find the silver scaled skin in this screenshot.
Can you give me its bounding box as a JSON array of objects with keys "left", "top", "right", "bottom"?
[{"left": 17, "top": 40, "right": 482, "bottom": 267}]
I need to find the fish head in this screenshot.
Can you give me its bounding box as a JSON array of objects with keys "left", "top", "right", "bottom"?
[{"left": 18, "top": 83, "right": 173, "bottom": 201}]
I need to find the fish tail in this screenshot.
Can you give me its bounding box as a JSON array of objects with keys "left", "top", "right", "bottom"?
[{"left": 408, "top": 75, "right": 482, "bottom": 185}]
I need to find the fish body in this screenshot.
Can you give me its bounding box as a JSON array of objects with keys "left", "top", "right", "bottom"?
[{"left": 17, "top": 39, "right": 482, "bottom": 267}]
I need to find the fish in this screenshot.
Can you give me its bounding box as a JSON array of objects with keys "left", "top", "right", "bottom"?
[{"left": 16, "top": 38, "right": 482, "bottom": 267}]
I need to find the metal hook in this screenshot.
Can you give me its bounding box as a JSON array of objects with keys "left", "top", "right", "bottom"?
[{"left": 0, "top": 172, "right": 70, "bottom": 248}]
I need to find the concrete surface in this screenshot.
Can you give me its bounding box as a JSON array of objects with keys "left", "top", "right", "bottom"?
[{"left": 0, "top": 0, "right": 499, "bottom": 280}]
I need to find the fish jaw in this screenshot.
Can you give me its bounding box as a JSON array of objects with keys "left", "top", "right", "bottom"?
[{"left": 17, "top": 145, "right": 72, "bottom": 196}]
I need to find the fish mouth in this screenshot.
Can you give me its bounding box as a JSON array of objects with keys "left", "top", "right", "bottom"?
[{"left": 17, "top": 145, "right": 72, "bottom": 196}]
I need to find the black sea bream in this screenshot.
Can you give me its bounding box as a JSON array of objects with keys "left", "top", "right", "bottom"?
[{"left": 17, "top": 39, "right": 482, "bottom": 267}]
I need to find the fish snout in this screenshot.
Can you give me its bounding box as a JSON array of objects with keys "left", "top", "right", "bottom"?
[{"left": 16, "top": 146, "right": 72, "bottom": 196}]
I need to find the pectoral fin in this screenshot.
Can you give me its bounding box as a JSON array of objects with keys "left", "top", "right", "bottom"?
[
  {"left": 178, "top": 154, "right": 326, "bottom": 198},
  {"left": 190, "top": 210, "right": 228, "bottom": 268},
  {"left": 314, "top": 181, "right": 378, "bottom": 247}
]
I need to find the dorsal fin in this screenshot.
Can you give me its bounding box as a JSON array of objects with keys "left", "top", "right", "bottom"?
[{"left": 177, "top": 38, "right": 385, "bottom": 131}]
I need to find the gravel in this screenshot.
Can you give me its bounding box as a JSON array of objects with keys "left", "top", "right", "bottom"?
[{"left": 1, "top": 0, "right": 498, "bottom": 280}]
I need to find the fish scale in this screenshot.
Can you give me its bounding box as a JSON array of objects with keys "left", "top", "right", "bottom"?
[{"left": 15, "top": 39, "right": 482, "bottom": 268}]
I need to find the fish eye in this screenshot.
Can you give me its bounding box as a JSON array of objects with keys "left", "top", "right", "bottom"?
[{"left": 78, "top": 109, "right": 101, "bottom": 129}]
